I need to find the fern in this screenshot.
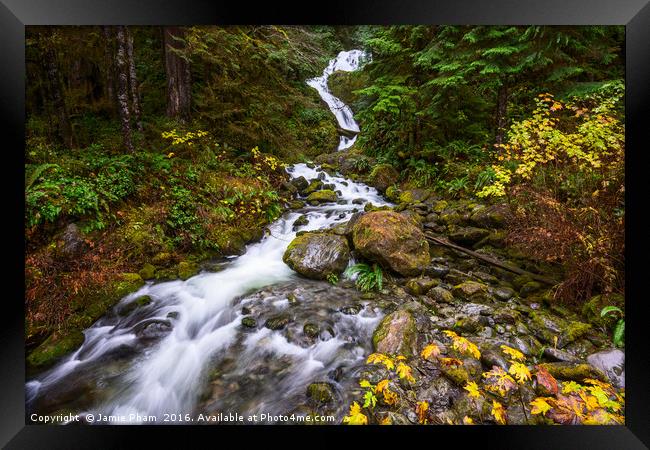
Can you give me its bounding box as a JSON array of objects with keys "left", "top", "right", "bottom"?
[
  {"left": 25, "top": 163, "right": 59, "bottom": 190},
  {"left": 344, "top": 263, "right": 383, "bottom": 292}
]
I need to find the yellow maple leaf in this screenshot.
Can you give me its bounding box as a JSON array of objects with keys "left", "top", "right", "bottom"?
[
  {"left": 491, "top": 400, "right": 507, "bottom": 425},
  {"left": 508, "top": 362, "right": 532, "bottom": 384},
  {"left": 500, "top": 345, "right": 525, "bottom": 362},
  {"left": 464, "top": 381, "right": 481, "bottom": 399},
  {"left": 342, "top": 402, "right": 368, "bottom": 425},
  {"left": 379, "top": 416, "right": 392, "bottom": 425},
  {"left": 421, "top": 343, "right": 441, "bottom": 360},
  {"left": 530, "top": 397, "right": 553, "bottom": 416},
  {"left": 367, "top": 353, "right": 395, "bottom": 371},
  {"left": 462, "top": 416, "right": 474, "bottom": 425},
  {"left": 359, "top": 379, "right": 373, "bottom": 389},
  {"left": 375, "top": 379, "right": 390, "bottom": 394},
  {"left": 416, "top": 401, "right": 429, "bottom": 424},
  {"left": 383, "top": 389, "right": 398, "bottom": 406},
  {"left": 396, "top": 362, "right": 416, "bottom": 383}
]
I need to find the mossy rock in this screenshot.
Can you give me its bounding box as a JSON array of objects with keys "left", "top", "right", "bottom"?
[
  {"left": 241, "top": 317, "right": 257, "bottom": 328},
  {"left": 138, "top": 263, "right": 157, "bottom": 280},
  {"left": 440, "top": 365, "right": 471, "bottom": 386},
  {"left": 306, "top": 189, "right": 338, "bottom": 204},
  {"left": 283, "top": 232, "right": 350, "bottom": 280},
  {"left": 538, "top": 362, "right": 607, "bottom": 383},
  {"left": 367, "top": 164, "right": 399, "bottom": 194},
  {"left": 372, "top": 309, "right": 417, "bottom": 357},
  {"left": 303, "top": 322, "right": 320, "bottom": 338},
  {"left": 427, "top": 286, "right": 454, "bottom": 304},
  {"left": 118, "top": 295, "right": 153, "bottom": 316},
  {"left": 302, "top": 180, "right": 323, "bottom": 195},
  {"left": 529, "top": 311, "right": 591, "bottom": 348},
  {"left": 27, "top": 330, "right": 85, "bottom": 369},
  {"left": 306, "top": 382, "right": 335, "bottom": 404},
  {"left": 113, "top": 273, "right": 145, "bottom": 298},
  {"left": 289, "top": 200, "right": 306, "bottom": 209},
  {"left": 405, "top": 277, "right": 439, "bottom": 296},
  {"left": 385, "top": 185, "right": 401, "bottom": 202},
  {"left": 293, "top": 214, "right": 310, "bottom": 228},
  {"left": 520, "top": 281, "right": 542, "bottom": 297},
  {"left": 177, "top": 261, "right": 199, "bottom": 280},
  {"left": 265, "top": 314, "right": 291, "bottom": 330},
  {"left": 352, "top": 211, "right": 430, "bottom": 277},
  {"left": 452, "top": 281, "right": 488, "bottom": 300},
  {"left": 449, "top": 227, "right": 490, "bottom": 246}
]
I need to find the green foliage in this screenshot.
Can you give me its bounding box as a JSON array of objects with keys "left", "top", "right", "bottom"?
[
  {"left": 600, "top": 306, "right": 625, "bottom": 347},
  {"left": 326, "top": 273, "right": 339, "bottom": 285},
  {"left": 344, "top": 263, "right": 383, "bottom": 292}
]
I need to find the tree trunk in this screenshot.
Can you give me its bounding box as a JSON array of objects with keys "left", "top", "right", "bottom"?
[
  {"left": 114, "top": 26, "right": 134, "bottom": 152},
  {"left": 164, "top": 27, "right": 191, "bottom": 121},
  {"left": 495, "top": 80, "right": 509, "bottom": 146},
  {"left": 125, "top": 27, "right": 143, "bottom": 131},
  {"left": 101, "top": 26, "right": 116, "bottom": 114},
  {"left": 43, "top": 42, "right": 74, "bottom": 148}
]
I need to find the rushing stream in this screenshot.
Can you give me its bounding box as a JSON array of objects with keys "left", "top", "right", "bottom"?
[{"left": 27, "top": 50, "right": 386, "bottom": 424}]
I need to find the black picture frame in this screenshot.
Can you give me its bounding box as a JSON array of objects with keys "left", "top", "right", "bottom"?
[{"left": 1, "top": 1, "right": 648, "bottom": 448}]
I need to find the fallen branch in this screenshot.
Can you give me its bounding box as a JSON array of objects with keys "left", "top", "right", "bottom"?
[{"left": 424, "top": 233, "right": 558, "bottom": 286}]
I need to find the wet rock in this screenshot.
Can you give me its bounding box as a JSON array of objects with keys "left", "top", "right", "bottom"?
[
  {"left": 117, "top": 295, "right": 152, "bottom": 316},
  {"left": 302, "top": 179, "right": 323, "bottom": 195},
  {"left": 340, "top": 304, "right": 362, "bottom": 315},
  {"left": 352, "top": 198, "right": 365, "bottom": 205},
  {"left": 27, "top": 330, "right": 85, "bottom": 369},
  {"left": 134, "top": 318, "right": 172, "bottom": 339},
  {"left": 306, "top": 189, "right": 338, "bottom": 204},
  {"left": 303, "top": 322, "right": 320, "bottom": 338},
  {"left": 480, "top": 347, "right": 509, "bottom": 371},
  {"left": 352, "top": 211, "right": 430, "bottom": 277},
  {"left": 372, "top": 309, "right": 417, "bottom": 356},
  {"left": 292, "top": 214, "right": 309, "bottom": 229},
  {"left": 494, "top": 286, "right": 515, "bottom": 301},
  {"left": 528, "top": 311, "right": 591, "bottom": 348},
  {"left": 452, "top": 281, "right": 488, "bottom": 300},
  {"left": 427, "top": 286, "right": 454, "bottom": 304},
  {"left": 520, "top": 281, "right": 542, "bottom": 297},
  {"left": 587, "top": 349, "right": 625, "bottom": 388},
  {"left": 440, "top": 364, "right": 470, "bottom": 386},
  {"left": 454, "top": 316, "right": 484, "bottom": 334},
  {"left": 283, "top": 232, "right": 350, "bottom": 280},
  {"left": 492, "top": 307, "right": 521, "bottom": 325},
  {"left": 425, "top": 263, "right": 449, "bottom": 278},
  {"left": 289, "top": 200, "right": 305, "bottom": 210},
  {"left": 405, "top": 277, "right": 439, "bottom": 296},
  {"left": 449, "top": 227, "right": 490, "bottom": 246},
  {"left": 290, "top": 176, "right": 309, "bottom": 191},
  {"left": 265, "top": 314, "right": 291, "bottom": 330},
  {"left": 543, "top": 347, "right": 582, "bottom": 363},
  {"left": 469, "top": 204, "right": 509, "bottom": 228},
  {"left": 367, "top": 164, "right": 399, "bottom": 194},
  {"left": 241, "top": 317, "right": 257, "bottom": 328},
  {"left": 538, "top": 362, "right": 607, "bottom": 383},
  {"left": 306, "top": 382, "right": 335, "bottom": 404}
]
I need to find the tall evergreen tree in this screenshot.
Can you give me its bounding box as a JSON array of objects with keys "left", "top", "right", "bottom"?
[{"left": 114, "top": 26, "right": 134, "bottom": 152}]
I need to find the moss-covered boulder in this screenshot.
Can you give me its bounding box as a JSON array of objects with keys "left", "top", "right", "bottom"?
[
  {"left": 398, "top": 188, "right": 431, "bottom": 205},
  {"left": 306, "top": 189, "right": 338, "bottom": 204},
  {"left": 302, "top": 179, "right": 323, "bottom": 195},
  {"left": 538, "top": 362, "right": 607, "bottom": 383},
  {"left": 352, "top": 211, "right": 430, "bottom": 277},
  {"left": 265, "top": 314, "right": 291, "bottom": 330},
  {"left": 372, "top": 309, "right": 417, "bottom": 357},
  {"left": 117, "top": 295, "right": 153, "bottom": 316},
  {"left": 283, "top": 232, "right": 350, "bottom": 280},
  {"left": 138, "top": 263, "right": 157, "bottom": 280},
  {"left": 470, "top": 204, "right": 509, "bottom": 229},
  {"left": 452, "top": 281, "right": 488, "bottom": 300},
  {"left": 27, "top": 330, "right": 85, "bottom": 369},
  {"left": 367, "top": 164, "right": 399, "bottom": 194},
  {"left": 427, "top": 286, "right": 454, "bottom": 304},
  {"left": 385, "top": 185, "right": 401, "bottom": 203},
  {"left": 449, "top": 227, "right": 490, "bottom": 246},
  {"left": 177, "top": 261, "right": 199, "bottom": 280},
  {"left": 529, "top": 311, "right": 591, "bottom": 348},
  {"left": 290, "top": 176, "right": 309, "bottom": 191},
  {"left": 307, "top": 382, "right": 335, "bottom": 404},
  {"left": 114, "top": 273, "right": 145, "bottom": 298},
  {"left": 405, "top": 277, "right": 439, "bottom": 296}
]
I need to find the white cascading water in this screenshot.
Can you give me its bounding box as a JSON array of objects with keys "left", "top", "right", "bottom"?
[
  {"left": 26, "top": 50, "right": 384, "bottom": 424},
  {"left": 307, "top": 50, "right": 368, "bottom": 151}
]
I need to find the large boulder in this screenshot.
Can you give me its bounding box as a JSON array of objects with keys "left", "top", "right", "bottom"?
[
  {"left": 352, "top": 211, "right": 429, "bottom": 277},
  {"left": 372, "top": 309, "right": 417, "bottom": 356},
  {"left": 469, "top": 204, "right": 509, "bottom": 229},
  {"left": 283, "top": 232, "right": 350, "bottom": 280},
  {"left": 367, "top": 164, "right": 399, "bottom": 194},
  {"left": 587, "top": 349, "right": 625, "bottom": 388},
  {"left": 306, "top": 189, "right": 338, "bottom": 204}
]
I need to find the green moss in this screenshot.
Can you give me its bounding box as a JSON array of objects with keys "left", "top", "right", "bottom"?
[
  {"left": 27, "top": 330, "right": 85, "bottom": 369},
  {"left": 306, "top": 189, "right": 337, "bottom": 203},
  {"left": 138, "top": 263, "right": 157, "bottom": 280},
  {"left": 177, "top": 261, "right": 199, "bottom": 280}
]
